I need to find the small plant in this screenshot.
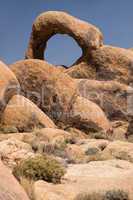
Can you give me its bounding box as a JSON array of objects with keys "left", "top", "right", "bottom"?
[
  {"left": 0, "top": 126, "right": 18, "bottom": 133},
  {"left": 13, "top": 155, "right": 65, "bottom": 184},
  {"left": 103, "top": 189, "right": 129, "bottom": 200},
  {"left": 74, "top": 192, "right": 102, "bottom": 200},
  {"left": 74, "top": 190, "right": 129, "bottom": 200}
]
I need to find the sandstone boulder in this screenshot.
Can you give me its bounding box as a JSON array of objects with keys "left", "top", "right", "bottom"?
[
  {"left": 102, "top": 140, "right": 133, "bottom": 162},
  {"left": 76, "top": 79, "right": 131, "bottom": 121},
  {"left": 0, "top": 95, "right": 55, "bottom": 132},
  {"left": 28, "top": 128, "right": 72, "bottom": 154},
  {"left": 11, "top": 59, "right": 111, "bottom": 133},
  {"left": 90, "top": 45, "right": 133, "bottom": 84},
  {"left": 64, "top": 139, "right": 109, "bottom": 164},
  {"left": 0, "top": 160, "right": 29, "bottom": 200},
  {"left": 0, "top": 138, "right": 34, "bottom": 169},
  {"left": 34, "top": 128, "right": 72, "bottom": 144},
  {"left": 71, "top": 96, "right": 112, "bottom": 133},
  {"left": 0, "top": 61, "right": 19, "bottom": 117},
  {"left": 25, "top": 11, "right": 103, "bottom": 60},
  {"left": 111, "top": 121, "right": 129, "bottom": 141},
  {"left": 65, "top": 144, "right": 87, "bottom": 164},
  {"left": 66, "top": 45, "right": 133, "bottom": 84},
  {"left": 77, "top": 139, "right": 109, "bottom": 153},
  {"left": 11, "top": 59, "right": 78, "bottom": 124}
]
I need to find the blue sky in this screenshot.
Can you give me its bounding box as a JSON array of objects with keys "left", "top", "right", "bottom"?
[{"left": 0, "top": 0, "right": 133, "bottom": 66}]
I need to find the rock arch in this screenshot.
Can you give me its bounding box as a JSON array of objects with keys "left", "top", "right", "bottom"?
[{"left": 25, "top": 11, "right": 103, "bottom": 61}]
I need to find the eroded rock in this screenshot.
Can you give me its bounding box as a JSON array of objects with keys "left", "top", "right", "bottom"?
[
  {"left": 0, "top": 61, "right": 20, "bottom": 118},
  {"left": 0, "top": 138, "right": 34, "bottom": 169},
  {"left": 0, "top": 160, "right": 29, "bottom": 200},
  {"left": 0, "top": 95, "right": 56, "bottom": 132},
  {"left": 66, "top": 45, "right": 133, "bottom": 84},
  {"left": 25, "top": 11, "right": 103, "bottom": 60},
  {"left": 71, "top": 96, "right": 112, "bottom": 133},
  {"left": 76, "top": 79, "right": 132, "bottom": 121}
]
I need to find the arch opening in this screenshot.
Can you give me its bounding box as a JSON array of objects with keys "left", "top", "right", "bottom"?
[{"left": 45, "top": 34, "right": 82, "bottom": 68}]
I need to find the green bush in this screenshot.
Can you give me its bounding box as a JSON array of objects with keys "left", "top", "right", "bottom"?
[{"left": 13, "top": 155, "right": 65, "bottom": 184}]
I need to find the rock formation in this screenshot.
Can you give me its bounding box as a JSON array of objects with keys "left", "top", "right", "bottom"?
[
  {"left": 11, "top": 59, "right": 111, "bottom": 133},
  {"left": 66, "top": 45, "right": 133, "bottom": 84},
  {"left": 25, "top": 11, "right": 103, "bottom": 60},
  {"left": 0, "top": 10, "right": 133, "bottom": 200}
]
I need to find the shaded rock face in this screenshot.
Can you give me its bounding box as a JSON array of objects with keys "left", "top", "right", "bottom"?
[
  {"left": 66, "top": 45, "right": 133, "bottom": 84},
  {"left": 0, "top": 95, "right": 56, "bottom": 132},
  {"left": 25, "top": 11, "right": 103, "bottom": 60},
  {"left": 0, "top": 160, "right": 29, "bottom": 200},
  {"left": 0, "top": 61, "right": 20, "bottom": 118},
  {"left": 76, "top": 79, "right": 131, "bottom": 121}
]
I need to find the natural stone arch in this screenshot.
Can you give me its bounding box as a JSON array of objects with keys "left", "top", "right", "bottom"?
[{"left": 25, "top": 11, "right": 103, "bottom": 61}]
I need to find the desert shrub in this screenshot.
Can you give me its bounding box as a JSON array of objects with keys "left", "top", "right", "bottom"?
[
  {"left": 103, "top": 189, "right": 129, "bottom": 200},
  {"left": 13, "top": 155, "right": 65, "bottom": 184},
  {"left": 74, "top": 190, "right": 129, "bottom": 200},
  {"left": 74, "top": 192, "right": 102, "bottom": 200},
  {"left": 0, "top": 126, "right": 18, "bottom": 133}
]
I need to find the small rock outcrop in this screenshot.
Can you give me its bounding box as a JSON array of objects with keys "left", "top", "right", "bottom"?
[
  {"left": 0, "top": 160, "right": 29, "bottom": 200},
  {"left": 76, "top": 79, "right": 131, "bottom": 121},
  {"left": 0, "top": 138, "right": 34, "bottom": 168},
  {"left": 71, "top": 96, "right": 111, "bottom": 133}
]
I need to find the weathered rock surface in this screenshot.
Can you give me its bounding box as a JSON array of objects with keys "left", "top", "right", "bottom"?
[
  {"left": 0, "top": 61, "right": 19, "bottom": 117},
  {"left": 65, "top": 144, "right": 87, "bottom": 164},
  {"left": 25, "top": 11, "right": 103, "bottom": 60},
  {"left": 34, "top": 128, "right": 72, "bottom": 144},
  {"left": 11, "top": 59, "right": 111, "bottom": 133},
  {"left": 0, "top": 95, "right": 56, "bottom": 132},
  {"left": 102, "top": 140, "right": 133, "bottom": 162},
  {"left": 90, "top": 45, "right": 133, "bottom": 84},
  {"left": 111, "top": 120, "right": 129, "bottom": 141},
  {"left": 76, "top": 79, "right": 131, "bottom": 121},
  {"left": 0, "top": 160, "right": 30, "bottom": 200},
  {"left": 11, "top": 59, "right": 78, "bottom": 124},
  {"left": 71, "top": 96, "right": 112, "bottom": 133},
  {"left": 34, "top": 160, "right": 133, "bottom": 200},
  {"left": 66, "top": 45, "right": 133, "bottom": 84},
  {"left": 65, "top": 139, "right": 110, "bottom": 163},
  {"left": 0, "top": 138, "right": 34, "bottom": 168}
]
